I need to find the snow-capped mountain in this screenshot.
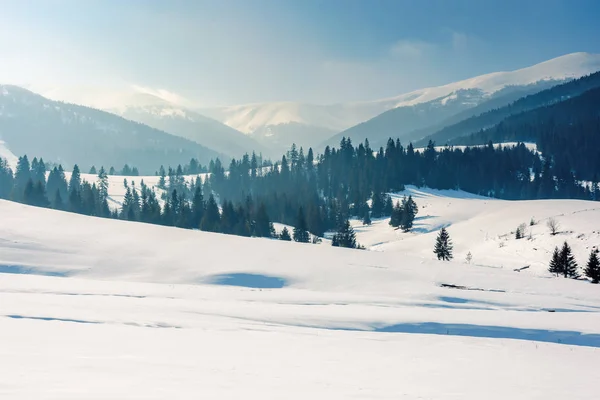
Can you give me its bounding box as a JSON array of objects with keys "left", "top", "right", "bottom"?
[
  {"left": 206, "top": 52, "right": 600, "bottom": 152},
  {"left": 111, "top": 98, "right": 269, "bottom": 159},
  {"left": 0, "top": 85, "right": 223, "bottom": 173}
]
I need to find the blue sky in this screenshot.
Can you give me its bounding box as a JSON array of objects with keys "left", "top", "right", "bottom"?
[{"left": 1, "top": 0, "right": 599, "bottom": 105}]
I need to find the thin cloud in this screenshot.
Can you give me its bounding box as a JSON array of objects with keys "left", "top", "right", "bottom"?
[{"left": 389, "top": 39, "right": 435, "bottom": 59}]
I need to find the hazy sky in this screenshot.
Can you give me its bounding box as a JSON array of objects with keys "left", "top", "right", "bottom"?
[{"left": 1, "top": 0, "right": 599, "bottom": 106}]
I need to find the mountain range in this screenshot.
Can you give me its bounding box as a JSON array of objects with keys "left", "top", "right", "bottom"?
[{"left": 1, "top": 52, "right": 599, "bottom": 170}]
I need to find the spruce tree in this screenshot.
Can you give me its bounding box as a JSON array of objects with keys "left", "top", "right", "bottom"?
[
  {"left": 400, "top": 195, "right": 418, "bottom": 232},
  {"left": 584, "top": 249, "right": 600, "bottom": 284},
  {"left": 191, "top": 185, "right": 205, "bottom": 228},
  {"left": 253, "top": 203, "right": 272, "bottom": 238},
  {"left": 548, "top": 246, "right": 562, "bottom": 276},
  {"left": 362, "top": 208, "right": 372, "bottom": 225},
  {"left": 293, "top": 206, "right": 310, "bottom": 243},
  {"left": 69, "top": 165, "right": 81, "bottom": 194},
  {"left": 434, "top": 227, "right": 453, "bottom": 261},
  {"left": 389, "top": 201, "right": 402, "bottom": 228},
  {"left": 200, "top": 194, "right": 221, "bottom": 232},
  {"left": 332, "top": 220, "right": 357, "bottom": 249},
  {"left": 560, "top": 241, "right": 579, "bottom": 279},
  {"left": 97, "top": 167, "right": 109, "bottom": 202},
  {"left": 280, "top": 227, "right": 292, "bottom": 241}
]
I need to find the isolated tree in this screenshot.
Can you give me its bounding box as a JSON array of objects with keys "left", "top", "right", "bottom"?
[
  {"left": 466, "top": 251, "right": 473, "bottom": 264},
  {"left": 332, "top": 219, "right": 357, "bottom": 249},
  {"left": 547, "top": 217, "right": 559, "bottom": 235},
  {"left": 293, "top": 206, "right": 310, "bottom": 243},
  {"left": 434, "top": 227, "right": 453, "bottom": 261},
  {"left": 89, "top": 166, "right": 97, "bottom": 174},
  {"left": 515, "top": 223, "right": 526, "bottom": 239},
  {"left": 279, "top": 227, "right": 292, "bottom": 241},
  {"left": 584, "top": 249, "right": 600, "bottom": 284}
]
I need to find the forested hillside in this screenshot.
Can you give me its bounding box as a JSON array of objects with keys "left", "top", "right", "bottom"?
[{"left": 416, "top": 71, "right": 600, "bottom": 146}]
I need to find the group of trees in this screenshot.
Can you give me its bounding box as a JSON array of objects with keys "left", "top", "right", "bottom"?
[
  {"left": 548, "top": 242, "right": 600, "bottom": 283},
  {"left": 390, "top": 195, "right": 418, "bottom": 231}
]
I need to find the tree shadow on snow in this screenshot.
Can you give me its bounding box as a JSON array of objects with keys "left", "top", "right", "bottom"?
[
  {"left": 373, "top": 322, "right": 600, "bottom": 348},
  {"left": 204, "top": 273, "right": 287, "bottom": 289}
]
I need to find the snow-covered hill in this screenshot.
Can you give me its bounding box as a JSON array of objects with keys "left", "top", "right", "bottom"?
[
  {"left": 1, "top": 195, "right": 599, "bottom": 398},
  {"left": 207, "top": 52, "right": 600, "bottom": 152}
]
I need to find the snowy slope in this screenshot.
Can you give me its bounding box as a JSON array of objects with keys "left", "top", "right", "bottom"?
[
  {"left": 207, "top": 52, "right": 600, "bottom": 151},
  {"left": 0, "top": 199, "right": 600, "bottom": 398},
  {"left": 353, "top": 186, "right": 599, "bottom": 276}
]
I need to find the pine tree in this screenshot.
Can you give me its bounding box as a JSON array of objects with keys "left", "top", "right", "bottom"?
[
  {"left": 584, "top": 249, "right": 600, "bottom": 283},
  {"left": 560, "top": 241, "right": 579, "bottom": 279},
  {"left": 434, "top": 227, "right": 453, "bottom": 261},
  {"left": 97, "top": 167, "right": 109, "bottom": 202},
  {"left": 548, "top": 246, "right": 561, "bottom": 276},
  {"left": 253, "top": 203, "right": 272, "bottom": 238},
  {"left": 200, "top": 194, "right": 221, "bottom": 232},
  {"left": 400, "top": 195, "right": 418, "bottom": 232},
  {"left": 332, "top": 220, "right": 357, "bottom": 249},
  {"left": 293, "top": 206, "right": 310, "bottom": 243},
  {"left": 69, "top": 165, "right": 81, "bottom": 194},
  {"left": 191, "top": 185, "right": 205, "bottom": 228},
  {"left": 362, "top": 208, "right": 372, "bottom": 225},
  {"left": 389, "top": 201, "right": 402, "bottom": 228},
  {"left": 279, "top": 227, "right": 292, "bottom": 241},
  {"left": 89, "top": 166, "right": 97, "bottom": 174}
]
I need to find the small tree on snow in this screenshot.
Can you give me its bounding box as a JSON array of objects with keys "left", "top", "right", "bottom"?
[
  {"left": 515, "top": 223, "right": 526, "bottom": 240},
  {"left": 434, "top": 228, "right": 453, "bottom": 261},
  {"left": 548, "top": 247, "right": 562, "bottom": 277},
  {"left": 465, "top": 251, "right": 472, "bottom": 264},
  {"left": 279, "top": 227, "right": 292, "bottom": 241},
  {"left": 584, "top": 249, "right": 600, "bottom": 284},
  {"left": 547, "top": 217, "right": 559, "bottom": 236}
]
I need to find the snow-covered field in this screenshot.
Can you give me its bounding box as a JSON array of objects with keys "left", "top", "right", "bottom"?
[{"left": 1, "top": 191, "right": 600, "bottom": 398}]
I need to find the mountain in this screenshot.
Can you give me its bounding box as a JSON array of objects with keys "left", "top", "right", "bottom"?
[
  {"left": 0, "top": 85, "right": 223, "bottom": 174},
  {"left": 451, "top": 85, "right": 600, "bottom": 181},
  {"left": 415, "top": 70, "right": 600, "bottom": 148},
  {"left": 111, "top": 96, "right": 270, "bottom": 160},
  {"left": 322, "top": 52, "right": 600, "bottom": 150},
  {"left": 199, "top": 101, "right": 385, "bottom": 156}
]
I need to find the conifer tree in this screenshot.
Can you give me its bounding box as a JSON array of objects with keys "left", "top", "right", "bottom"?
[
  {"left": 584, "top": 249, "right": 600, "bottom": 284},
  {"left": 69, "top": 165, "right": 81, "bottom": 193},
  {"left": 332, "top": 220, "right": 357, "bottom": 249},
  {"left": 97, "top": 167, "right": 109, "bottom": 202},
  {"left": 280, "top": 227, "right": 292, "bottom": 241},
  {"left": 434, "top": 227, "right": 453, "bottom": 261},
  {"left": 560, "top": 241, "right": 579, "bottom": 279},
  {"left": 548, "top": 246, "right": 561, "bottom": 276},
  {"left": 200, "top": 194, "right": 221, "bottom": 232},
  {"left": 89, "top": 166, "right": 97, "bottom": 174},
  {"left": 253, "top": 203, "right": 272, "bottom": 238},
  {"left": 190, "top": 185, "right": 205, "bottom": 228},
  {"left": 362, "top": 208, "right": 372, "bottom": 225},
  {"left": 293, "top": 206, "right": 310, "bottom": 243},
  {"left": 400, "top": 195, "right": 418, "bottom": 232}
]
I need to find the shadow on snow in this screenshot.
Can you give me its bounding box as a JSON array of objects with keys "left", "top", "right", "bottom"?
[{"left": 204, "top": 273, "right": 287, "bottom": 289}]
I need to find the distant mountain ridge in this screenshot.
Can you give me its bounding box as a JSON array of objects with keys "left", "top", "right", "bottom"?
[{"left": 0, "top": 85, "right": 224, "bottom": 173}]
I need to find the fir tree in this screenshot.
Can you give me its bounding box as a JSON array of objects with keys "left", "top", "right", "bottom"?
[
  {"left": 280, "top": 227, "right": 292, "bottom": 241},
  {"left": 97, "top": 167, "right": 109, "bottom": 202},
  {"left": 69, "top": 165, "right": 81, "bottom": 193},
  {"left": 584, "top": 249, "right": 600, "bottom": 284},
  {"left": 548, "top": 246, "right": 561, "bottom": 276},
  {"left": 293, "top": 206, "right": 310, "bottom": 243},
  {"left": 89, "top": 166, "right": 97, "bottom": 174},
  {"left": 332, "top": 220, "right": 357, "bottom": 249},
  {"left": 191, "top": 185, "right": 205, "bottom": 228},
  {"left": 200, "top": 194, "right": 221, "bottom": 232},
  {"left": 560, "top": 241, "right": 579, "bottom": 279},
  {"left": 400, "top": 195, "right": 418, "bottom": 232},
  {"left": 362, "top": 208, "right": 372, "bottom": 225},
  {"left": 253, "top": 203, "right": 272, "bottom": 238},
  {"left": 434, "top": 227, "right": 453, "bottom": 261}
]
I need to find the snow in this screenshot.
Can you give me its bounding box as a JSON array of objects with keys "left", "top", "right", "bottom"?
[
  {"left": 1, "top": 187, "right": 600, "bottom": 398},
  {"left": 204, "top": 52, "right": 600, "bottom": 134},
  {"left": 0, "top": 140, "right": 19, "bottom": 169}
]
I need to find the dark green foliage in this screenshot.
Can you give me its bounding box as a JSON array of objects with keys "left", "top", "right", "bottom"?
[
  {"left": 550, "top": 242, "right": 580, "bottom": 279},
  {"left": 584, "top": 249, "right": 600, "bottom": 284},
  {"left": 362, "top": 208, "right": 372, "bottom": 225},
  {"left": 549, "top": 247, "right": 562, "bottom": 276},
  {"left": 332, "top": 220, "right": 357, "bottom": 249},
  {"left": 200, "top": 194, "right": 221, "bottom": 232},
  {"left": 390, "top": 196, "right": 418, "bottom": 232},
  {"left": 279, "top": 227, "right": 292, "bottom": 241},
  {"left": 434, "top": 227, "right": 453, "bottom": 261},
  {"left": 293, "top": 207, "right": 310, "bottom": 243}
]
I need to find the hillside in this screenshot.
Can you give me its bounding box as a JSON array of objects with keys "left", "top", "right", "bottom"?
[
  {"left": 207, "top": 52, "right": 600, "bottom": 152},
  {"left": 113, "top": 101, "right": 269, "bottom": 160},
  {"left": 416, "top": 70, "right": 600, "bottom": 147},
  {"left": 1, "top": 196, "right": 599, "bottom": 398},
  {"left": 0, "top": 85, "right": 223, "bottom": 174}
]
